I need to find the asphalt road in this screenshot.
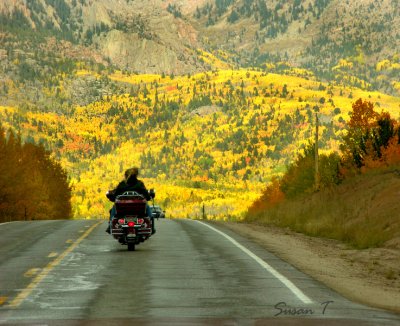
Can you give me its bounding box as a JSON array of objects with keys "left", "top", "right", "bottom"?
[{"left": 0, "top": 219, "right": 399, "bottom": 325}]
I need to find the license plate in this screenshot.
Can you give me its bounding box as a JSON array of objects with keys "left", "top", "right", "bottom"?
[{"left": 125, "top": 216, "right": 137, "bottom": 221}]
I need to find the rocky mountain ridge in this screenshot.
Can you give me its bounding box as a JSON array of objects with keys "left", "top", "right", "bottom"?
[{"left": 0, "top": 0, "right": 399, "bottom": 96}]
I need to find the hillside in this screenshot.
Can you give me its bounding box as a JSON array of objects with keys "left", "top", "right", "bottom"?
[
  {"left": 0, "top": 0, "right": 399, "bottom": 99},
  {"left": 0, "top": 0, "right": 399, "bottom": 219},
  {"left": 191, "top": 0, "right": 400, "bottom": 95},
  {"left": 1, "top": 67, "right": 399, "bottom": 218},
  {"left": 0, "top": 0, "right": 205, "bottom": 75},
  {"left": 245, "top": 169, "right": 400, "bottom": 249}
]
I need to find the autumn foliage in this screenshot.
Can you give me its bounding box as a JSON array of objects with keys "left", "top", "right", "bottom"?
[
  {"left": 247, "top": 178, "right": 284, "bottom": 216},
  {"left": 342, "top": 99, "right": 400, "bottom": 172},
  {"left": 0, "top": 125, "right": 72, "bottom": 222},
  {"left": 2, "top": 65, "right": 400, "bottom": 219},
  {"left": 247, "top": 98, "right": 400, "bottom": 215}
]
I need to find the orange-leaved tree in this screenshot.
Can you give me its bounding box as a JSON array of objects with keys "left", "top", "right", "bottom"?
[
  {"left": 247, "top": 177, "right": 284, "bottom": 217},
  {"left": 341, "top": 98, "right": 379, "bottom": 168},
  {"left": 341, "top": 98, "right": 400, "bottom": 172}
]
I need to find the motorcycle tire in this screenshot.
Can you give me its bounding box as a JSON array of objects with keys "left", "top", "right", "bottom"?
[{"left": 127, "top": 243, "right": 135, "bottom": 251}]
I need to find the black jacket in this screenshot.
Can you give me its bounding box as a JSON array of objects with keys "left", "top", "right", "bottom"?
[{"left": 108, "top": 176, "right": 151, "bottom": 201}]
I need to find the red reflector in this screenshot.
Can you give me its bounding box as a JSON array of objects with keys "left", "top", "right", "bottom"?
[
  {"left": 137, "top": 218, "right": 144, "bottom": 224},
  {"left": 127, "top": 221, "right": 135, "bottom": 227},
  {"left": 118, "top": 218, "right": 125, "bottom": 225}
]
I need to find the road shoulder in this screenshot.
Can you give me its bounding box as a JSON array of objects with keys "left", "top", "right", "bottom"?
[{"left": 215, "top": 221, "right": 400, "bottom": 314}]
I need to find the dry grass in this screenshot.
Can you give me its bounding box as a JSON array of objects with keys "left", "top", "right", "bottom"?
[{"left": 246, "top": 169, "right": 400, "bottom": 249}]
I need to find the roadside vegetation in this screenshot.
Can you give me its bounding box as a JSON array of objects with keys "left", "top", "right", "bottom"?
[
  {"left": 0, "top": 125, "right": 72, "bottom": 222},
  {"left": 246, "top": 99, "right": 400, "bottom": 248}
]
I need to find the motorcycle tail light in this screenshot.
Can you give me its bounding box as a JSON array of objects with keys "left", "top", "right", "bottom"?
[
  {"left": 118, "top": 218, "right": 125, "bottom": 225},
  {"left": 127, "top": 221, "right": 135, "bottom": 227},
  {"left": 137, "top": 218, "right": 144, "bottom": 224}
]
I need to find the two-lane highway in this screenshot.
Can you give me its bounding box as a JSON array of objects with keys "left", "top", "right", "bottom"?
[{"left": 0, "top": 219, "right": 399, "bottom": 325}]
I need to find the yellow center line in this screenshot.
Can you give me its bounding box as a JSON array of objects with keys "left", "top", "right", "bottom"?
[
  {"left": 24, "top": 268, "right": 41, "bottom": 278},
  {"left": 7, "top": 221, "right": 103, "bottom": 308},
  {"left": 47, "top": 252, "right": 58, "bottom": 258}
]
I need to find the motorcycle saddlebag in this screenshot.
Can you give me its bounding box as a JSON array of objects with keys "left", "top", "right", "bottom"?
[{"left": 115, "top": 192, "right": 147, "bottom": 217}]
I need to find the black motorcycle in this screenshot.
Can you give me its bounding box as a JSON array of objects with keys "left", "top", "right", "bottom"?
[{"left": 107, "top": 190, "right": 155, "bottom": 251}]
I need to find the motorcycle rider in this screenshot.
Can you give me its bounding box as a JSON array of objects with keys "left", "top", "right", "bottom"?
[{"left": 106, "top": 167, "right": 155, "bottom": 234}]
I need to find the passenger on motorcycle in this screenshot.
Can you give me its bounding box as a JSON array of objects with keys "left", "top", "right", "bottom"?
[{"left": 105, "top": 167, "right": 155, "bottom": 234}]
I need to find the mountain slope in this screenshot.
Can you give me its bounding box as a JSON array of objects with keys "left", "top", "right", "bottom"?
[
  {"left": 191, "top": 0, "right": 400, "bottom": 94},
  {"left": 0, "top": 0, "right": 399, "bottom": 218},
  {"left": 0, "top": 0, "right": 206, "bottom": 74},
  {"left": 1, "top": 0, "right": 398, "bottom": 86},
  {"left": 1, "top": 68, "right": 399, "bottom": 218}
]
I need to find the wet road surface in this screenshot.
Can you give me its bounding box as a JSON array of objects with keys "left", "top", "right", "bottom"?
[{"left": 0, "top": 219, "right": 399, "bottom": 325}]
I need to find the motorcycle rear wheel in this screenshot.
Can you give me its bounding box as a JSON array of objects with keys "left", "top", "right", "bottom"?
[{"left": 127, "top": 243, "right": 135, "bottom": 251}]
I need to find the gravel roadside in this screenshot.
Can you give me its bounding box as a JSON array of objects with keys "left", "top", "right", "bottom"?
[{"left": 216, "top": 221, "right": 400, "bottom": 314}]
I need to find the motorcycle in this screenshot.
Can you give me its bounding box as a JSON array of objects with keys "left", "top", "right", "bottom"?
[{"left": 106, "top": 190, "right": 155, "bottom": 251}]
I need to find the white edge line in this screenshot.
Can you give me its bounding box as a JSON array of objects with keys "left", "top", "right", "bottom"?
[
  {"left": 0, "top": 222, "right": 18, "bottom": 226},
  {"left": 194, "top": 220, "right": 313, "bottom": 304}
]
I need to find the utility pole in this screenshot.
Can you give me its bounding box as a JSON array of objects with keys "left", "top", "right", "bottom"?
[{"left": 315, "top": 113, "right": 320, "bottom": 191}]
